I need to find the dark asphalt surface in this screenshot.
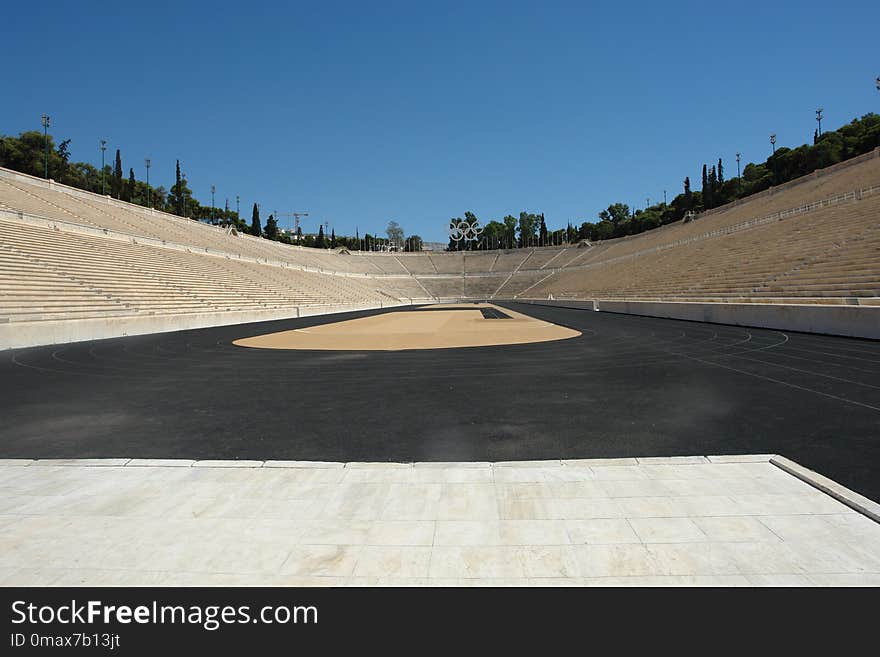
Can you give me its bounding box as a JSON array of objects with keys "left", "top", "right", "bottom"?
[{"left": 1, "top": 302, "right": 878, "bottom": 500}]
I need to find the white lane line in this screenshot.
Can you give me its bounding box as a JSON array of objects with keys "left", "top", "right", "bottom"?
[
  {"left": 709, "top": 351, "right": 880, "bottom": 390},
  {"left": 675, "top": 341, "right": 880, "bottom": 413}
]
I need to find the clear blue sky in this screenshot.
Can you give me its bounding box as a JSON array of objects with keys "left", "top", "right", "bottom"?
[{"left": 3, "top": 1, "right": 878, "bottom": 241}]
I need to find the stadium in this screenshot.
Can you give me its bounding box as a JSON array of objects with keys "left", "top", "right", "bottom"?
[{"left": 1, "top": 139, "right": 879, "bottom": 587}]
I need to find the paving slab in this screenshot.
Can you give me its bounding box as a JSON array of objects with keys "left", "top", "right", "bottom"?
[
  {"left": 126, "top": 459, "right": 196, "bottom": 467},
  {"left": 2, "top": 455, "right": 877, "bottom": 587},
  {"left": 263, "top": 460, "right": 345, "bottom": 469}
]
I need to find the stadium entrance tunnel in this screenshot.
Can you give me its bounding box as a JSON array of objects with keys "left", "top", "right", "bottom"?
[{"left": 232, "top": 303, "right": 581, "bottom": 351}]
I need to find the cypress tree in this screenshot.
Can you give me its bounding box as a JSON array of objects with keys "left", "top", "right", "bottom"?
[
  {"left": 113, "top": 149, "right": 123, "bottom": 199},
  {"left": 57, "top": 139, "right": 71, "bottom": 183},
  {"left": 174, "top": 160, "right": 183, "bottom": 216},
  {"left": 251, "top": 203, "right": 261, "bottom": 237},
  {"left": 717, "top": 158, "right": 724, "bottom": 184},
  {"left": 317, "top": 224, "right": 325, "bottom": 248},
  {"left": 701, "top": 165, "right": 709, "bottom": 208},
  {"left": 707, "top": 166, "right": 718, "bottom": 207},
  {"left": 128, "top": 168, "right": 136, "bottom": 204}
]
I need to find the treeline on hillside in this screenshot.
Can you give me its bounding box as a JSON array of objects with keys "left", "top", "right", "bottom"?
[
  {"left": 446, "top": 211, "right": 578, "bottom": 250},
  {"left": 577, "top": 112, "right": 880, "bottom": 242},
  {"left": 2, "top": 113, "right": 878, "bottom": 252},
  {"left": 0, "top": 131, "right": 425, "bottom": 250},
  {"left": 0, "top": 133, "right": 240, "bottom": 224},
  {"left": 446, "top": 113, "right": 880, "bottom": 249},
  {"left": 246, "top": 209, "right": 425, "bottom": 251}
]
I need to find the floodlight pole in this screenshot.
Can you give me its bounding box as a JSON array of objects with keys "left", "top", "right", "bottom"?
[
  {"left": 769, "top": 135, "right": 777, "bottom": 185},
  {"left": 145, "top": 158, "right": 151, "bottom": 208},
  {"left": 100, "top": 140, "right": 107, "bottom": 194},
  {"left": 815, "top": 108, "right": 823, "bottom": 137},
  {"left": 41, "top": 114, "right": 50, "bottom": 179},
  {"left": 736, "top": 152, "right": 742, "bottom": 196},
  {"left": 236, "top": 195, "right": 240, "bottom": 221},
  {"left": 211, "top": 185, "right": 216, "bottom": 223}
]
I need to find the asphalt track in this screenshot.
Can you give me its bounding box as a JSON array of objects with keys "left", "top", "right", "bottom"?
[{"left": 1, "top": 302, "right": 878, "bottom": 500}]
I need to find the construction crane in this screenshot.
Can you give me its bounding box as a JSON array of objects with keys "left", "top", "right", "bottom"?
[{"left": 276, "top": 211, "right": 309, "bottom": 237}]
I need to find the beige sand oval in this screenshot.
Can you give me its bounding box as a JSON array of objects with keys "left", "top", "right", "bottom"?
[{"left": 233, "top": 304, "right": 581, "bottom": 351}]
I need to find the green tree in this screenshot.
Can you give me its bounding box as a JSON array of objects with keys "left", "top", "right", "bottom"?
[
  {"left": 179, "top": 173, "right": 196, "bottom": 218},
  {"left": 127, "top": 168, "right": 136, "bottom": 204},
  {"left": 446, "top": 216, "right": 463, "bottom": 251},
  {"left": 264, "top": 214, "right": 278, "bottom": 240},
  {"left": 502, "top": 215, "right": 517, "bottom": 249},
  {"left": 0, "top": 131, "right": 59, "bottom": 179},
  {"left": 112, "top": 149, "right": 123, "bottom": 199},
  {"left": 598, "top": 203, "right": 629, "bottom": 224},
  {"left": 404, "top": 234, "right": 423, "bottom": 251},
  {"left": 386, "top": 220, "right": 404, "bottom": 248},
  {"left": 168, "top": 160, "right": 184, "bottom": 216},
  {"left": 151, "top": 185, "right": 167, "bottom": 209},
  {"left": 317, "top": 223, "right": 325, "bottom": 248},
  {"left": 57, "top": 139, "right": 71, "bottom": 183},
  {"left": 578, "top": 221, "right": 594, "bottom": 241},
  {"left": 517, "top": 212, "right": 539, "bottom": 247},
  {"left": 481, "top": 220, "right": 505, "bottom": 249},
  {"left": 539, "top": 213, "right": 548, "bottom": 246},
  {"left": 701, "top": 164, "right": 708, "bottom": 204},
  {"left": 251, "top": 203, "right": 261, "bottom": 237},
  {"left": 462, "top": 212, "right": 480, "bottom": 250},
  {"left": 707, "top": 165, "right": 718, "bottom": 208}
]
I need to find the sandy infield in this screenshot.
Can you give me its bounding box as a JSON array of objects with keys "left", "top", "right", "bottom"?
[{"left": 233, "top": 304, "right": 581, "bottom": 351}]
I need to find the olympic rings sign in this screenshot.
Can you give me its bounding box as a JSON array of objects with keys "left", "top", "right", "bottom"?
[{"left": 448, "top": 217, "right": 483, "bottom": 243}]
